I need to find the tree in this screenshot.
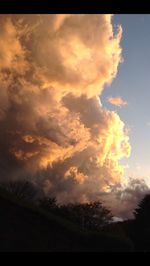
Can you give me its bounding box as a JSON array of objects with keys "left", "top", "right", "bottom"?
[
  {"left": 0, "top": 180, "right": 37, "bottom": 202},
  {"left": 39, "top": 197, "right": 58, "bottom": 212},
  {"left": 134, "top": 194, "right": 150, "bottom": 226},
  {"left": 59, "top": 201, "right": 113, "bottom": 231},
  {"left": 132, "top": 194, "right": 150, "bottom": 251}
]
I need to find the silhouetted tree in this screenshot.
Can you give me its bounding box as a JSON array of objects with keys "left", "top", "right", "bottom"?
[
  {"left": 134, "top": 194, "right": 150, "bottom": 226},
  {"left": 0, "top": 180, "right": 37, "bottom": 202},
  {"left": 59, "top": 201, "right": 113, "bottom": 231},
  {"left": 131, "top": 194, "right": 150, "bottom": 251},
  {"left": 39, "top": 197, "right": 58, "bottom": 212}
]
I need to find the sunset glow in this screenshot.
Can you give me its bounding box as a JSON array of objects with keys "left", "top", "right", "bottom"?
[{"left": 0, "top": 14, "right": 150, "bottom": 219}]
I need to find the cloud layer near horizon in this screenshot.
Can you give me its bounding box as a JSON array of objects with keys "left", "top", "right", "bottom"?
[{"left": 0, "top": 14, "right": 147, "bottom": 218}]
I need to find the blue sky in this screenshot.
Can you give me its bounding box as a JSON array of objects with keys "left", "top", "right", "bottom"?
[{"left": 101, "top": 15, "right": 150, "bottom": 183}]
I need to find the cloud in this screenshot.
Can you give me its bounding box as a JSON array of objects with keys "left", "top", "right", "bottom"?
[
  {"left": 0, "top": 14, "right": 145, "bottom": 218},
  {"left": 0, "top": 16, "right": 29, "bottom": 73},
  {"left": 107, "top": 96, "right": 127, "bottom": 107},
  {"left": 105, "top": 178, "right": 150, "bottom": 219}
]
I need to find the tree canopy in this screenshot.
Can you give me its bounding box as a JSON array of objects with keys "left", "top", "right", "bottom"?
[{"left": 134, "top": 194, "right": 150, "bottom": 226}]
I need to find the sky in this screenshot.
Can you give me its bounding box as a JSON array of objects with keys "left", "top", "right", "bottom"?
[
  {"left": 0, "top": 14, "right": 150, "bottom": 218},
  {"left": 102, "top": 14, "right": 150, "bottom": 185}
]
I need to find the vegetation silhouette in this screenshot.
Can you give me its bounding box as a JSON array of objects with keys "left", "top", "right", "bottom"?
[
  {"left": 129, "top": 194, "right": 150, "bottom": 252},
  {"left": 4, "top": 180, "right": 150, "bottom": 251},
  {"left": 0, "top": 180, "right": 37, "bottom": 202},
  {"left": 39, "top": 197, "right": 58, "bottom": 211},
  {"left": 57, "top": 202, "right": 113, "bottom": 232},
  {"left": 134, "top": 194, "right": 150, "bottom": 225}
]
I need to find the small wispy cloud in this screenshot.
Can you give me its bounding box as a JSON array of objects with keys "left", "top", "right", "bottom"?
[{"left": 107, "top": 96, "right": 127, "bottom": 107}]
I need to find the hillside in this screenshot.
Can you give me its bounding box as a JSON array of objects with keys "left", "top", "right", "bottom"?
[{"left": 0, "top": 189, "right": 134, "bottom": 252}]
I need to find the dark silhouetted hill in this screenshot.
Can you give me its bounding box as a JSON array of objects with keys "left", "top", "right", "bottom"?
[{"left": 0, "top": 188, "right": 133, "bottom": 252}]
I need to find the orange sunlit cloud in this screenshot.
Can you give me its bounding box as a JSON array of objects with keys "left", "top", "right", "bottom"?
[
  {"left": 0, "top": 14, "right": 135, "bottom": 217},
  {"left": 107, "top": 96, "right": 128, "bottom": 107}
]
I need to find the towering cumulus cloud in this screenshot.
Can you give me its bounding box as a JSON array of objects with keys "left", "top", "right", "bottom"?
[{"left": 0, "top": 14, "right": 135, "bottom": 217}]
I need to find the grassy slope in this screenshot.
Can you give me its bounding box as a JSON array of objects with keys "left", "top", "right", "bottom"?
[{"left": 0, "top": 189, "right": 134, "bottom": 252}]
